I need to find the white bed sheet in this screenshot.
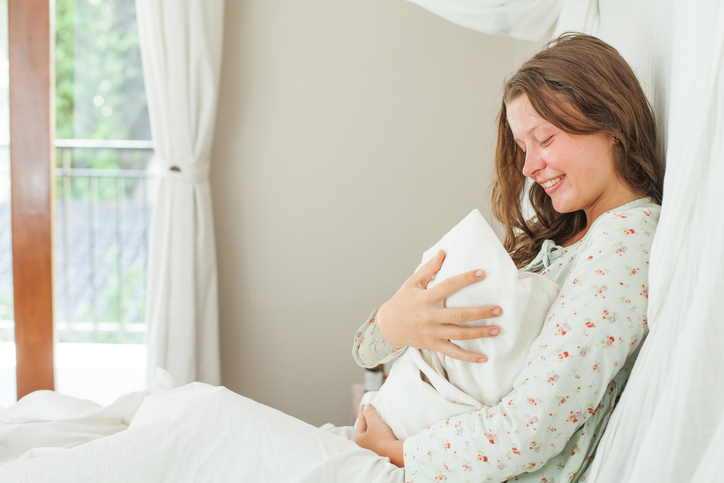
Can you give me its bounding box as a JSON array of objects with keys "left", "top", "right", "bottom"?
[{"left": 0, "top": 377, "right": 403, "bottom": 482}]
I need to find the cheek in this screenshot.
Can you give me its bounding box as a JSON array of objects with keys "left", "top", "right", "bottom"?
[
  {"left": 582, "top": 138, "right": 618, "bottom": 178},
  {"left": 562, "top": 148, "right": 612, "bottom": 184}
]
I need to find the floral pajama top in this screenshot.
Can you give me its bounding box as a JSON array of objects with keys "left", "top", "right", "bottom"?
[{"left": 353, "top": 198, "right": 661, "bottom": 483}]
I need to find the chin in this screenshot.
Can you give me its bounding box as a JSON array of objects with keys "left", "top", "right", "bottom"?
[{"left": 550, "top": 198, "right": 579, "bottom": 215}]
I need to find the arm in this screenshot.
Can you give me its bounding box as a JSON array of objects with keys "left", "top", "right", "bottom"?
[
  {"left": 403, "top": 211, "right": 657, "bottom": 481},
  {"left": 353, "top": 306, "right": 406, "bottom": 368},
  {"left": 352, "top": 250, "right": 503, "bottom": 367}
]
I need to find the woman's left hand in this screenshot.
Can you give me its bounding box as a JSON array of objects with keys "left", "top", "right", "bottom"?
[{"left": 354, "top": 404, "right": 405, "bottom": 467}]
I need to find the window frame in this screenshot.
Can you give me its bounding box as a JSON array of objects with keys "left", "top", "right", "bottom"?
[{"left": 9, "top": 0, "right": 55, "bottom": 398}]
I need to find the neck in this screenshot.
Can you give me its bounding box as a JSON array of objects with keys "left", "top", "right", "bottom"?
[{"left": 567, "top": 189, "right": 644, "bottom": 246}]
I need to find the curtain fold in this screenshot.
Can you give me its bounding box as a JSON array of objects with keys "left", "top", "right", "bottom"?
[
  {"left": 403, "top": 0, "right": 601, "bottom": 43},
  {"left": 135, "top": 0, "right": 225, "bottom": 385}
]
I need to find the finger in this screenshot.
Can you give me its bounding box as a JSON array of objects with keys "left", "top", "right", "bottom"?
[
  {"left": 437, "top": 306, "right": 503, "bottom": 326},
  {"left": 410, "top": 250, "right": 446, "bottom": 289},
  {"left": 434, "top": 340, "right": 489, "bottom": 363},
  {"left": 357, "top": 405, "right": 368, "bottom": 432},
  {"left": 364, "top": 404, "right": 379, "bottom": 417},
  {"left": 435, "top": 321, "right": 501, "bottom": 341},
  {"left": 428, "top": 269, "right": 486, "bottom": 301},
  {"left": 363, "top": 404, "right": 382, "bottom": 426}
]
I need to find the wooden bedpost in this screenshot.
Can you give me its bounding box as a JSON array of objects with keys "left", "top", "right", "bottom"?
[{"left": 9, "top": 0, "right": 55, "bottom": 398}]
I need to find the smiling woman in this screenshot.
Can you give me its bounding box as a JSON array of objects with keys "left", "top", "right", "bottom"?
[
  {"left": 507, "top": 95, "right": 639, "bottom": 245},
  {"left": 352, "top": 33, "right": 666, "bottom": 481},
  {"left": 492, "top": 33, "right": 665, "bottom": 267}
]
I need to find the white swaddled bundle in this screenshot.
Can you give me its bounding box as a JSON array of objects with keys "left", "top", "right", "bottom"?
[{"left": 363, "top": 209, "right": 559, "bottom": 440}]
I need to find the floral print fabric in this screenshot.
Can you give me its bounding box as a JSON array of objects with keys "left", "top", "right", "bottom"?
[{"left": 353, "top": 199, "right": 660, "bottom": 482}]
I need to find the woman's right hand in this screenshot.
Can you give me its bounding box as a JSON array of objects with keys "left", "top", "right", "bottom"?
[{"left": 377, "top": 249, "right": 502, "bottom": 363}]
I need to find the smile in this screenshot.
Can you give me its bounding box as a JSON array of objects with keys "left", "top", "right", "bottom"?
[{"left": 541, "top": 175, "right": 564, "bottom": 190}]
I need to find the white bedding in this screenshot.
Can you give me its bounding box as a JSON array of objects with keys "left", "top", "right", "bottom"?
[{"left": 0, "top": 374, "right": 403, "bottom": 482}]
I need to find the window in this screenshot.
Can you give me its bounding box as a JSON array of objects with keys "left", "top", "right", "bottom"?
[
  {"left": 0, "top": 0, "right": 14, "bottom": 407},
  {"left": 53, "top": 0, "right": 153, "bottom": 404}
]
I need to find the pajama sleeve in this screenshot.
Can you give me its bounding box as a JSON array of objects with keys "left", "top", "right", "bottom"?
[
  {"left": 353, "top": 306, "right": 408, "bottom": 368},
  {"left": 402, "top": 208, "right": 657, "bottom": 482}
]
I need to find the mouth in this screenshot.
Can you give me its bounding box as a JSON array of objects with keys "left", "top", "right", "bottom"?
[{"left": 540, "top": 175, "right": 565, "bottom": 192}]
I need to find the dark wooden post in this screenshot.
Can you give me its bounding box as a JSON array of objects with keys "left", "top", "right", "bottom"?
[{"left": 9, "top": 0, "right": 55, "bottom": 398}]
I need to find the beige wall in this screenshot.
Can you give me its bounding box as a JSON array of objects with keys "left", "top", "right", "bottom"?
[{"left": 211, "top": 0, "right": 532, "bottom": 426}]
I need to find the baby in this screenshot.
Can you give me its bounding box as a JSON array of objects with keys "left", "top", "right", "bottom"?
[{"left": 360, "top": 210, "right": 559, "bottom": 440}]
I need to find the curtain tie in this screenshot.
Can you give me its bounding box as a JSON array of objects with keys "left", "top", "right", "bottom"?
[{"left": 153, "top": 156, "right": 211, "bottom": 183}]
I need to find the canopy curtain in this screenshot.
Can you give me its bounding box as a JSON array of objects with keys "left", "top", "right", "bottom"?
[
  {"left": 404, "top": 0, "right": 579, "bottom": 41},
  {"left": 406, "top": 0, "right": 723, "bottom": 480},
  {"left": 135, "top": 0, "right": 225, "bottom": 385}
]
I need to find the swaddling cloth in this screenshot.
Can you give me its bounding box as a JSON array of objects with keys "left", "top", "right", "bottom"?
[{"left": 363, "top": 209, "right": 559, "bottom": 440}]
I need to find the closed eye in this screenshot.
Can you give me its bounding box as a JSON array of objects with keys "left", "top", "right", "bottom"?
[{"left": 540, "top": 135, "right": 554, "bottom": 146}]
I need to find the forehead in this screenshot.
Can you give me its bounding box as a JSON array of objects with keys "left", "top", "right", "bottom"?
[{"left": 506, "top": 95, "right": 549, "bottom": 140}]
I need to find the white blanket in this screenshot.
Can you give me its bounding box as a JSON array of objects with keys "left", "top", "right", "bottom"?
[
  {"left": 0, "top": 374, "right": 403, "bottom": 482},
  {"left": 365, "top": 210, "right": 559, "bottom": 440}
]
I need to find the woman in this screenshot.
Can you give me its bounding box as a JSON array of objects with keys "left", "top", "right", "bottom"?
[{"left": 353, "top": 33, "right": 664, "bottom": 482}]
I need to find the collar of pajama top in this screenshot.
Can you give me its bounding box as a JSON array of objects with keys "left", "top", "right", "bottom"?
[{"left": 520, "top": 197, "right": 654, "bottom": 276}]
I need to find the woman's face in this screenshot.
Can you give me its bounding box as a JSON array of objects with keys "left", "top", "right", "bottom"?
[{"left": 506, "top": 94, "right": 636, "bottom": 223}]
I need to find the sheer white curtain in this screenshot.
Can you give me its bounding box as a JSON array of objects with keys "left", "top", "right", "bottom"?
[
  {"left": 406, "top": 0, "right": 724, "bottom": 480},
  {"left": 405, "top": 0, "right": 595, "bottom": 41},
  {"left": 135, "top": 0, "right": 225, "bottom": 385}
]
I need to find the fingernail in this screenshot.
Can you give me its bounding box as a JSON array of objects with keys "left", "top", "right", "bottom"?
[
  {"left": 477, "top": 357, "right": 487, "bottom": 363},
  {"left": 492, "top": 308, "right": 501, "bottom": 316},
  {"left": 475, "top": 270, "right": 484, "bottom": 278},
  {"left": 489, "top": 328, "right": 499, "bottom": 336}
]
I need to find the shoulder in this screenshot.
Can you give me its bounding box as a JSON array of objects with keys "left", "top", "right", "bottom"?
[
  {"left": 563, "top": 200, "right": 660, "bottom": 278},
  {"left": 584, "top": 200, "right": 660, "bottom": 249}
]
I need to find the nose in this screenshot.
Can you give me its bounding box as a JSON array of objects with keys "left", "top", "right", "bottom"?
[{"left": 521, "top": 147, "right": 545, "bottom": 179}]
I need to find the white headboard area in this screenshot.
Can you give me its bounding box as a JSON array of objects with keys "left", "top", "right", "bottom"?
[{"left": 406, "top": 0, "right": 724, "bottom": 480}]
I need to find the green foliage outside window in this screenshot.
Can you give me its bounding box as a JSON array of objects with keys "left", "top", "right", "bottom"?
[
  {"left": 54, "top": 0, "right": 152, "bottom": 342},
  {"left": 56, "top": 0, "right": 150, "bottom": 146},
  {"left": 0, "top": 0, "right": 152, "bottom": 341}
]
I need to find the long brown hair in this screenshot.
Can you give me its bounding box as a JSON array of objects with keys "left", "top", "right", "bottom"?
[{"left": 491, "top": 33, "right": 664, "bottom": 268}]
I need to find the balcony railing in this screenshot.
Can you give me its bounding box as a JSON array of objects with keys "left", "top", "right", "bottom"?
[
  {"left": 54, "top": 139, "right": 156, "bottom": 344},
  {"left": 0, "top": 139, "right": 155, "bottom": 345}
]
